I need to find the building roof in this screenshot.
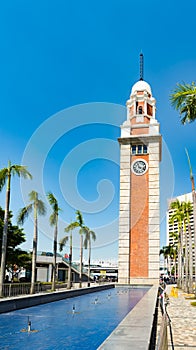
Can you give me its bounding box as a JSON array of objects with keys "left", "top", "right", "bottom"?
[{"left": 131, "top": 79, "right": 152, "bottom": 96}]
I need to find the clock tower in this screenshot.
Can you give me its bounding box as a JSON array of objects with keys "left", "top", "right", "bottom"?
[{"left": 118, "top": 57, "right": 162, "bottom": 284}]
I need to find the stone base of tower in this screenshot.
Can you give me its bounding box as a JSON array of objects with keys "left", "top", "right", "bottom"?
[
  {"left": 118, "top": 277, "right": 159, "bottom": 286},
  {"left": 129, "top": 277, "right": 159, "bottom": 285}
]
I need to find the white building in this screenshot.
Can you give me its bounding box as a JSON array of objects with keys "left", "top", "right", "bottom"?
[{"left": 166, "top": 192, "right": 195, "bottom": 269}]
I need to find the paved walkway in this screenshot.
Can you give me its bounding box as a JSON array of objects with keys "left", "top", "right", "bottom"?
[{"left": 166, "top": 285, "right": 196, "bottom": 349}]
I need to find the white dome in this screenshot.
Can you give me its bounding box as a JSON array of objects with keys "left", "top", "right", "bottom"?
[{"left": 131, "top": 80, "right": 152, "bottom": 95}]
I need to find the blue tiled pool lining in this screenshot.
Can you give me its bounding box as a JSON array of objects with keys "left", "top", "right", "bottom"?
[{"left": 0, "top": 285, "right": 153, "bottom": 350}]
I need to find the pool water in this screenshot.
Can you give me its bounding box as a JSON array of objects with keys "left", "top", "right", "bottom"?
[{"left": 0, "top": 287, "right": 148, "bottom": 350}]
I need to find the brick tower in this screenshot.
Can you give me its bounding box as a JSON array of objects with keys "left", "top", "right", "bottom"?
[{"left": 118, "top": 57, "right": 162, "bottom": 284}]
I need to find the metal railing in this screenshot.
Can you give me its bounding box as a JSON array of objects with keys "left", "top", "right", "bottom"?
[
  {"left": 2, "top": 283, "right": 43, "bottom": 297},
  {"left": 2, "top": 282, "right": 68, "bottom": 298},
  {"left": 156, "top": 293, "right": 174, "bottom": 350},
  {"left": 156, "top": 312, "right": 168, "bottom": 350}
]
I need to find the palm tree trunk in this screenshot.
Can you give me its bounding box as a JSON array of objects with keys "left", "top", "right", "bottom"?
[
  {"left": 188, "top": 223, "right": 193, "bottom": 293},
  {"left": 168, "top": 256, "right": 171, "bottom": 276},
  {"left": 30, "top": 201, "right": 38, "bottom": 295},
  {"left": 193, "top": 190, "right": 196, "bottom": 296},
  {"left": 79, "top": 234, "right": 83, "bottom": 288},
  {"left": 185, "top": 229, "right": 189, "bottom": 293},
  {"left": 52, "top": 222, "right": 57, "bottom": 291},
  {"left": 178, "top": 229, "right": 182, "bottom": 288},
  {"left": 67, "top": 233, "right": 72, "bottom": 289},
  {"left": 88, "top": 239, "right": 91, "bottom": 287},
  {"left": 0, "top": 172, "right": 11, "bottom": 297},
  {"left": 181, "top": 242, "right": 185, "bottom": 291},
  {"left": 166, "top": 256, "right": 169, "bottom": 275},
  {"left": 174, "top": 258, "right": 177, "bottom": 281}
]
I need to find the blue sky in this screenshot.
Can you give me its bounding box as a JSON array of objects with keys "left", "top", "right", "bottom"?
[{"left": 0, "top": 0, "right": 195, "bottom": 261}]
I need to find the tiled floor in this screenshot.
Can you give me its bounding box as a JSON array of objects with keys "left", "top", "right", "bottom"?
[{"left": 166, "top": 285, "right": 196, "bottom": 349}]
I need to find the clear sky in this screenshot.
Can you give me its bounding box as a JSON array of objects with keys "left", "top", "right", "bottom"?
[{"left": 0, "top": 0, "right": 195, "bottom": 262}]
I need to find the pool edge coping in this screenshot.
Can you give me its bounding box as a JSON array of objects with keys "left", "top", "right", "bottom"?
[{"left": 97, "top": 284, "right": 158, "bottom": 350}]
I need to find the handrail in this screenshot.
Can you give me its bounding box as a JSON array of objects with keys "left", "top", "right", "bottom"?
[
  {"left": 1, "top": 282, "right": 67, "bottom": 298},
  {"left": 156, "top": 289, "right": 174, "bottom": 350}
]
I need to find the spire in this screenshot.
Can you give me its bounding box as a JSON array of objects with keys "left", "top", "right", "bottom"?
[{"left": 140, "top": 52, "right": 144, "bottom": 81}]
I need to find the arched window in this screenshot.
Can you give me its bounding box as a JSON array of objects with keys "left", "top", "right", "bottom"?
[{"left": 138, "top": 106, "right": 143, "bottom": 114}]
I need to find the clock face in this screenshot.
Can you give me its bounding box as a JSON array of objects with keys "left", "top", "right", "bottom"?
[{"left": 131, "top": 159, "right": 148, "bottom": 175}]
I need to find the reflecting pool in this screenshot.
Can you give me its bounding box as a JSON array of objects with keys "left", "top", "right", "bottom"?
[{"left": 0, "top": 286, "right": 149, "bottom": 350}]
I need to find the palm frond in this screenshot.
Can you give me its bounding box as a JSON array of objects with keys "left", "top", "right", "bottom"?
[
  {"left": 28, "top": 190, "right": 46, "bottom": 215},
  {"left": 17, "top": 204, "right": 33, "bottom": 225},
  {"left": 37, "top": 200, "right": 47, "bottom": 215},
  {"left": 47, "top": 192, "right": 61, "bottom": 213},
  {"left": 182, "top": 201, "right": 193, "bottom": 223},
  {"left": 82, "top": 226, "right": 96, "bottom": 249},
  {"left": 49, "top": 212, "right": 57, "bottom": 226},
  {"left": 64, "top": 222, "right": 79, "bottom": 232},
  {"left": 11, "top": 165, "right": 32, "bottom": 179},
  {"left": 28, "top": 190, "right": 38, "bottom": 201},
  {"left": 47, "top": 192, "right": 57, "bottom": 207},
  {"left": 83, "top": 236, "right": 88, "bottom": 249},
  {"left": 170, "top": 231, "right": 178, "bottom": 241},
  {"left": 90, "top": 230, "right": 96, "bottom": 241},
  {"left": 169, "top": 213, "right": 183, "bottom": 227},
  {"left": 59, "top": 236, "right": 69, "bottom": 252},
  {"left": 76, "top": 210, "right": 84, "bottom": 227},
  {"left": 0, "top": 168, "right": 8, "bottom": 191},
  {"left": 185, "top": 148, "right": 193, "bottom": 179},
  {"left": 169, "top": 199, "right": 182, "bottom": 210},
  {"left": 170, "top": 82, "right": 196, "bottom": 124}
]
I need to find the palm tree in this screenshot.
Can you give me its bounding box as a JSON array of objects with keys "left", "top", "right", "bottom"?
[
  {"left": 83, "top": 226, "right": 96, "bottom": 286},
  {"left": 185, "top": 148, "right": 196, "bottom": 291},
  {"left": 170, "top": 82, "right": 196, "bottom": 124},
  {"left": 183, "top": 211, "right": 189, "bottom": 293},
  {"left": 59, "top": 234, "right": 70, "bottom": 288},
  {"left": 17, "top": 191, "right": 46, "bottom": 294},
  {"left": 183, "top": 200, "right": 194, "bottom": 294},
  {"left": 160, "top": 244, "right": 174, "bottom": 276},
  {"left": 169, "top": 244, "right": 178, "bottom": 281},
  {"left": 64, "top": 210, "right": 85, "bottom": 288},
  {"left": 0, "top": 161, "right": 32, "bottom": 297},
  {"left": 160, "top": 246, "right": 169, "bottom": 274},
  {"left": 47, "top": 192, "right": 61, "bottom": 291},
  {"left": 169, "top": 199, "right": 185, "bottom": 289},
  {"left": 75, "top": 210, "right": 85, "bottom": 288}
]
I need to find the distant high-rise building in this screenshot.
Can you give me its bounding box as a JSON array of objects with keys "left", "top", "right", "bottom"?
[{"left": 166, "top": 192, "right": 195, "bottom": 268}]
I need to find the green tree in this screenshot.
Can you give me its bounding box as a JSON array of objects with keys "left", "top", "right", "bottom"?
[
  {"left": 47, "top": 192, "right": 61, "bottom": 291},
  {"left": 63, "top": 222, "right": 78, "bottom": 289},
  {"left": 169, "top": 243, "right": 178, "bottom": 280},
  {"left": 169, "top": 199, "right": 185, "bottom": 289},
  {"left": 0, "top": 206, "right": 31, "bottom": 274},
  {"left": 75, "top": 210, "right": 85, "bottom": 288},
  {"left": 160, "top": 244, "right": 174, "bottom": 275},
  {"left": 170, "top": 82, "right": 196, "bottom": 124},
  {"left": 171, "top": 82, "right": 196, "bottom": 288},
  {"left": 0, "top": 161, "right": 32, "bottom": 296},
  {"left": 17, "top": 191, "right": 46, "bottom": 294},
  {"left": 6, "top": 249, "right": 31, "bottom": 276},
  {"left": 83, "top": 226, "right": 96, "bottom": 286}
]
